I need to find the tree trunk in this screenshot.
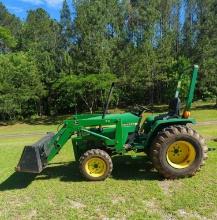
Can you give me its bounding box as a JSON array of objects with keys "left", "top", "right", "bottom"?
[{"left": 89, "top": 107, "right": 93, "bottom": 114}]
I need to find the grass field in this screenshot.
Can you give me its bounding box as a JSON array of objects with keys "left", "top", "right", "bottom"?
[{"left": 0, "top": 104, "right": 216, "bottom": 219}]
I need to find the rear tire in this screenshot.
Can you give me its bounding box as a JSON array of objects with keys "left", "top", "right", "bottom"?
[
  {"left": 150, "top": 125, "right": 208, "bottom": 179},
  {"left": 79, "top": 149, "right": 113, "bottom": 181}
]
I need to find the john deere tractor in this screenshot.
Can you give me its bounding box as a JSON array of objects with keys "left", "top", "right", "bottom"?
[{"left": 16, "top": 65, "right": 208, "bottom": 181}]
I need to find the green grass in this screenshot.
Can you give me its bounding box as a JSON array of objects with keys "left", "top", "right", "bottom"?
[
  {"left": 0, "top": 107, "right": 217, "bottom": 219},
  {"left": 193, "top": 125, "right": 217, "bottom": 141},
  {"left": 182, "top": 100, "right": 217, "bottom": 122},
  {"left": 191, "top": 109, "right": 217, "bottom": 122}
]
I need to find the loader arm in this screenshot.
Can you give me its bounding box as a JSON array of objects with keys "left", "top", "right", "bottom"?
[
  {"left": 46, "top": 124, "right": 75, "bottom": 162},
  {"left": 16, "top": 114, "right": 137, "bottom": 173},
  {"left": 46, "top": 117, "right": 120, "bottom": 162}
]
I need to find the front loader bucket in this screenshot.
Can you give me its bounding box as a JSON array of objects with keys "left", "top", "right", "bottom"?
[{"left": 16, "top": 133, "right": 55, "bottom": 173}]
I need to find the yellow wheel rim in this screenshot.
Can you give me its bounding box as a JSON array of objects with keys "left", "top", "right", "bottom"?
[
  {"left": 166, "top": 141, "right": 196, "bottom": 169},
  {"left": 85, "top": 157, "right": 107, "bottom": 177}
]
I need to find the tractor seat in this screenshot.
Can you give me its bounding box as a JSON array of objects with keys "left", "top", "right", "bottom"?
[
  {"left": 154, "top": 97, "right": 181, "bottom": 121},
  {"left": 168, "top": 97, "right": 181, "bottom": 116}
]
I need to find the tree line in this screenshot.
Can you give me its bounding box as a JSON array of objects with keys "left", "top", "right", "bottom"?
[{"left": 0, "top": 0, "right": 216, "bottom": 120}]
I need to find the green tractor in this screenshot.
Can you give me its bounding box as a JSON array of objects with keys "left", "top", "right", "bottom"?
[{"left": 16, "top": 65, "right": 208, "bottom": 181}]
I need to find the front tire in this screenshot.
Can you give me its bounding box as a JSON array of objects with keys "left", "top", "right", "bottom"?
[
  {"left": 79, "top": 149, "right": 113, "bottom": 181},
  {"left": 150, "top": 125, "right": 208, "bottom": 179}
]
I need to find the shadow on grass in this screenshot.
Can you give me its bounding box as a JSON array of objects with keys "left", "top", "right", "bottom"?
[
  {"left": 0, "top": 172, "right": 37, "bottom": 191},
  {"left": 0, "top": 155, "right": 161, "bottom": 191},
  {"left": 112, "top": 155, "right": 161, "bottom": 180}
]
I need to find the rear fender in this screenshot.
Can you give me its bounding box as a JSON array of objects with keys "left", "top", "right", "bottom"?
[{"left": 145, "top": 118, "right": 195, "bottom": 148}]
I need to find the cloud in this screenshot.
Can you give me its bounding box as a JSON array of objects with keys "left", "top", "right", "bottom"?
[
  {"left": 44, "top": 0, "right": 63, "bottom": 7},
  {"left": 8, "top": 6, "right": 24, "bottom": 13},
  {"left": 20, "top": 0, "right": 63, "bottom": 7},
  {"left": 21, "top": 0, "right": 44, "bottom": 5}
]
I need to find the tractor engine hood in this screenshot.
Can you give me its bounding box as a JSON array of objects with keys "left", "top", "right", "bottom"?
[{"left": 85, "top": 113, "right": 140, "bottom": 124}]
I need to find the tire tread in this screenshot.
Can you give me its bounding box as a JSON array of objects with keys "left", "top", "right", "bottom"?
[
  {"left": 79, "top": 149, "right": 113, "bottom": 181},
  {"left": 150, "top": 125, "right": 208, "bottom": 179}
]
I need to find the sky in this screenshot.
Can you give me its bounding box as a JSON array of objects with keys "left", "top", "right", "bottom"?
[
  {"left": 1, "top": 0, "right": 185, "bottom": 24},
  {"left": 1, "top": 0, "right": 70, "bottom": 20}
]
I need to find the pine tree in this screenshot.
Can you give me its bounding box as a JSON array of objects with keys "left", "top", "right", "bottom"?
[
  {"left": 60, "top": 0, "right": 72, "bottom": 51},
  {"left": 182, "top": 0, "right": 197, "bottom": 57},
  {"left": 72, "top": 0, "right": 120, "bottom": 74},
  {"left": 0, "top": 3, "right": 21, "bottom": 35},
  {"left": 195, "top": 0, "right": 217, "bottom": 104}
]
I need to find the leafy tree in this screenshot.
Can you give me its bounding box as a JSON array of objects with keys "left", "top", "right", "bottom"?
[
  {"left": 0, "top": 53, "right": 44, "bottom": 120},
  {"left": 21, "top": 9, "right": 62, "bottom": 114},
  {"left": 53, "top": 73, "right": 117, "bottom": 114},
  {"left": 0, "top": 0, "right": 216, "bottom": 120},
  {"left": 0, "top": 26, "right": 16, "bottom": 52}
]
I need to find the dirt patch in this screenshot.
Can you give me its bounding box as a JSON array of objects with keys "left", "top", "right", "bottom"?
[
  {"left": 0, "top": 132, "right": 45, "bottom": 138},
  {"left": 163, "top": 214, "right": 176, "bottom": 220},
  {"left": 26, "top": 209, "right": 37, "bottom": 219},
  {"left": 145, "top": 198, "right": 161, "bottom": 211},
  {"left": 112, "top": 196, "right": 126, "bottom": 204},
  {"left": 211, "top": 212, "right": 217, "bottom": 220},
  {"left": 68, "top": 200, "right": 86, "bottom": 209},
  {"left": 7, "top": 195, "right": 31, "bottom": 208},
  {"left": 158, "top": 180, "right": 173, "bottom": 195},
  {"left": 91, "top": 209, "right": 117, "bottom": 220},
  {"left": 177, "top": 209, "right": 208, "bottom": 220},
  {"left": 144, "top": 198, "right": 168, "bottom": 219},
  {"left": 102, "top": 218, "right": 120, "bottom": 220},
  {"left": 195, "top": 121, "right": 217, "bottom": 126},
  {"left": 158, "top": 180, "right": 183, "bottom": 195}
]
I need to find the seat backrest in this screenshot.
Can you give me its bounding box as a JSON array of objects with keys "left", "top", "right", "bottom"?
[{"left": 168, "top": 97, "right": 181, "bottom": 116}]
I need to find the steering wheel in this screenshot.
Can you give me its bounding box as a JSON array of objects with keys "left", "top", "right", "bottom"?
[
  {"left": 132, "top": 105, "right": 151, "bottom": 116},
  {"left": 137, "top": 105, "right": 151, "bottom": 113}
]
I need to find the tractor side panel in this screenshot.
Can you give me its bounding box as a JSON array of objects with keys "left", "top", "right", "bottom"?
[{"left": 71, "top": 124, "right": 138, "bottom": 157}]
